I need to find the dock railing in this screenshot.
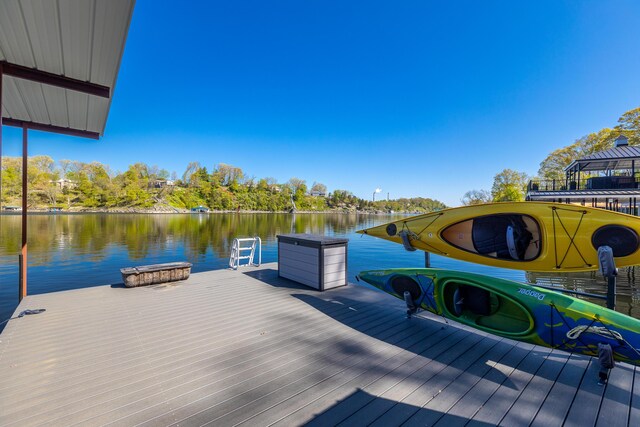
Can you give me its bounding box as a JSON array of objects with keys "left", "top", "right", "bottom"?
[{"left": 529, "top": 176, "right": 640, "bottom": 192}]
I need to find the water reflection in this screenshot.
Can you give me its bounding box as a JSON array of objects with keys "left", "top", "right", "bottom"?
[
  {"left": 1, "top": 213, "right": 639, "bottom": 328},
  {"left": 0, "top": 212, "right": 388, "bottom": 261},
  {"left": 526, "top": 268, "right": 639, "bottom": 318},
  {"left": 0, "top": 213, "right": 406, "bottom": 325}
]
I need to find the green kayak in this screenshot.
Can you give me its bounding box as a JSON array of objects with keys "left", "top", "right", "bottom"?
[{"left": 357, "top": 268, "right": 640, "bottom": 366}]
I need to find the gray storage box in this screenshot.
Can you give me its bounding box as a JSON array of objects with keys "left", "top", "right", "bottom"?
[{"left": 277, "top": 233, "right": 348, "bottom": 290}]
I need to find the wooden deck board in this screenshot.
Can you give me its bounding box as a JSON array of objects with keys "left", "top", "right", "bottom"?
[
  {"left": 367, "top": 334, "right": 504, "bottom": 427},
  {"left": 207, "top": 319, "right": 435, "bottom": 426},
  {"left": 630, "top": 367, "right": 640, "bottom": 426},
  {"left": 563, "top": 358, "right": 607, "bottom": 427},
  {"left": 156, "top": 319, "right": 418, "bottom": 426},
  {"left": 263, "top": 320, "right": 456, "bottom": 426},
  {"left": 36, "top": 300, "right": 398, "bottom": 426},
  {"left": 302, "top": 326, "right": 468, "bottom": 427},
  {"left": 399, "top": 338, "right": 516, "bottom": 426},
  {"left": 530, "top": 354, "right": 590, "bottom": 427},
  {"left": 498, "top": 350, "right": 570, "bottom": 426},
  {"left": 464, "top": 346, "right": 553, "bottom": 426},
  {"left": 0, "top": 263, "right": 637, "bottom": 427},
  {"left": 1, "top": 296, "right": 383, "bottom": 424},
  {"left": 337, "top": 333, "right": 486, "bottom": 426},
  {"left": 596, "top": 362, "right": 635, "bottom": 427},
  {"left": 235, "top": 319, "right": 443, "bottom": 426}
]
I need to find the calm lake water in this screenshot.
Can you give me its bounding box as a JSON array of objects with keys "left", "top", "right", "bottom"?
[{"left": 1, "top": 212, "right": 638, "bottom": 328}]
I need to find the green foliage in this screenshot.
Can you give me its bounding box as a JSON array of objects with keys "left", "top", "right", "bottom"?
[
  {"left": 0, "top": 158, "right": 447, "bottom": 212},
  {"left": 491, "top": 169, "right": 529, "bottom": 202},
  {"left": 538, "top": 128, "right": 615, "bottom": 180},
  {"left": 327, "top": 190, "right": 359, "bottom": 209},
  {"left": 1, "top": 158, "right": 22, "bottom": 202},
  {"left": 371, "top": 197, "right": 448, "bottom": 213},
  {"left": 616, "top": 107, "right": 640, "bottom": 145},
  {"left": 166, "top": 187, "right": 206, "bottom": 210},
  {"left": 461, "top": 189, "right": 492, "bottom": 206},
  {"left": 538, "top": 106, "right": 640, "bottom": 179},
  {"left": 118, "top": 164, "right": 153, "bottom": 207},
  {"left": 210, "top": 187, "right": 234, "bottom": 210},
  {"left": 311, "top": 182, "right": 327, "bottom": 194},
  {"left": 464, "top": 106, "right": 640, "bottom": 207},
  {"left": 214, "top": 163, "right": 244, "bottom": 186},
  {"left": 537, "top": 145, "right": 579, "bottom": 181}
]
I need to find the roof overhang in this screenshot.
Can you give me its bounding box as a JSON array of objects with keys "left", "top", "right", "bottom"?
[
  {"left": 0, "top": 0, "right": 135, "bottom": 139},
  {"left": 564, "top": 159, "right": 640, "bottom": 173},
  {"left": 564, "top": 145, "right": 640, "bottom": 173},
  {"left": 565, "top": 159, "right": 640, "bottom": 173}
]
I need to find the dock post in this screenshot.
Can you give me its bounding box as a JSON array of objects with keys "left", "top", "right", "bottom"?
[
  {"left": 0, "top": 64, "right": 3, "bottom": 212},
  {"left": 425, "top": 252, "right": 430, "bottom": 268},
  {"left": 18, "top": 254, "right": 24, "bottom": 301},
  {"left": 606, "top": 276, "right": 616, "bottom": 310},
  {"left": 597, "top": 246, "right": 617, "bottom": 310},
  {"left": 596, "top": 246, "right": 617, "bottom": 383}
]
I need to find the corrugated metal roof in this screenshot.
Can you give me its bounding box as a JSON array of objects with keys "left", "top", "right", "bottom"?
[
  {"left": 0, "top": 0, "right": 135, "bottom": 136},
  {"left": 578, "top": 145, "right": 640, "bottom": 161},
  {"left": 565, "top": 145, "right": 640, "bottom": 172}
]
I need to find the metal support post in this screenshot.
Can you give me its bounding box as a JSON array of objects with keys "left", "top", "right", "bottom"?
[
  {"left": 0, "top": 64, "right": 3, "bottom": 211},
  {"left": 19, "top": 125, "right": 27, "bottom": 301},
  {"left": 425, "top": 252, "right": 431, "bottom": 268},
  {"left": 18, "top": 253, "right": 24, "bottom": 300}
]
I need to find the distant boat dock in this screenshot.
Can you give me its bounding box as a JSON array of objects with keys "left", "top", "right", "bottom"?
[
  {"left": 191, "top": 206, "right": 211, "bottom": 213},
  {"left": 1, "top": 264, "right": 638, "bottom": 426}
]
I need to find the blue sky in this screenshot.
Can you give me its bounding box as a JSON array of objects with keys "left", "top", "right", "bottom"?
[{"left": 3, "top": 0, "right": 640, "bottom": 206}]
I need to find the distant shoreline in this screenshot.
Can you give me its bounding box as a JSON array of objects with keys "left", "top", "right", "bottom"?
[{"left": 0, "top": 207, "right": 413, "bottom": 215}]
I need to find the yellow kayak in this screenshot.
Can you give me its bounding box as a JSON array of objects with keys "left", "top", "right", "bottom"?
[{"left": 357, "top": 202, "right": 640, "bottom": 272}]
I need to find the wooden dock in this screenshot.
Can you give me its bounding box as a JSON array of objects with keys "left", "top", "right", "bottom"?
[{"left": 0, "top": 263, "right": 638, "bottom": 426}]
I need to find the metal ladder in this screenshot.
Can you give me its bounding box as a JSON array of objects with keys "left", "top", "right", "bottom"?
[{"left": 229, "top": 237, "right": 262, "bottom": 270}]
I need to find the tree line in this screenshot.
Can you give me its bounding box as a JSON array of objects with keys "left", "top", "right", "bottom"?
[
  {"left": 6, "top": 103, "right": 637, "bottom": 211},
  {"left": 0, "top": 159, "right": 447, "bottom": 213},
  {"left": 462, "top": 106, "right": 640, "bottom": 205}
]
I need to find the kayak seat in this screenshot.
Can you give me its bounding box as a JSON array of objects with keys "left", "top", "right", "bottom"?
[
  {"left": 452, "top": 284, "right": 492, "bottom": 317},
  {"left": 448, "top": 282, "right": 532, "bottom": 335},
  {"left": 472, "top": 216, "right": 512, "bottom": 258},
  {"left": 506, "top": 223, "right": 533, "bottom": 260},
  {"left": 473, "top": 215, "right": 532, "bottom": 260}
]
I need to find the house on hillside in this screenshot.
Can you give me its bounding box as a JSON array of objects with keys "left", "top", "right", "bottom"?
[
  {"left": 51, "top": 179, "right": 76, "bottom": 189},
  {"left": 270, "top": 184, "right": 283, "bottom": 193},
  {"left": 149, "top": 179, "right": 175, "bottom": 189}
]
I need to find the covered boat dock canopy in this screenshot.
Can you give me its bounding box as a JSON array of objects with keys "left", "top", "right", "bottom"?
[
  {"left": 0, "top": 0, "right": 134, "bottom": 138},
  {"left": 0, "top": 0, "right": 135, "bottom": 299},
  {"left": 564, "top": 135, "right": 640, "bottom": 177},
  {"left": 527, "top": 135, "right": 640, "bottom": 214}
]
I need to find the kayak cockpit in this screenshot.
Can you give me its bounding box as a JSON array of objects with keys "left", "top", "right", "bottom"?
[
  {"left": 442, "top": 281, "right": 533, "bottom": 336},
  {"left": 441, "top": 214, "right": 541, "bottom": 262}
]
